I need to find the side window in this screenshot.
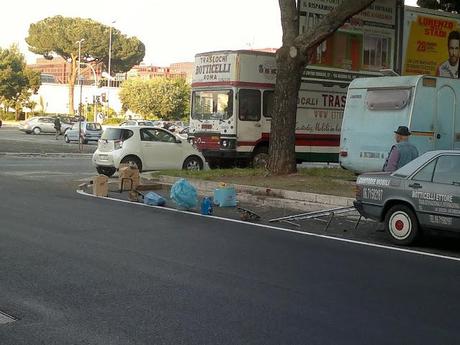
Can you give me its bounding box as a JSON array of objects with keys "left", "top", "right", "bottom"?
[
  {"left": 412, "top": 159, "right": 436, "bottom": 182},
  {"left": 433, "top": 155, "right": 460, "bottom": 185},
  {"left": 156, "top": 129, "right": 176, "bottom": 143},
  {"left": 239, "top": 89, "right": 261, "bottom": 121},
  {"left": 140, "top": 128, "right": 157, "bottom": 142},
  {"left": 263, "top": 90, "right": 274, "bottom": 118},
  {"left": 121, "top": 129, "right": 134, "bottom": 141}
]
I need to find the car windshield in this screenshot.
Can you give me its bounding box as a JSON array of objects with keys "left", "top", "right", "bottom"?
[
  {"left": 101, "top": 128, "right": 133, "bottom": 141},
  {"left": 191, "top": 90, "right": 233, "bottom": 120}
]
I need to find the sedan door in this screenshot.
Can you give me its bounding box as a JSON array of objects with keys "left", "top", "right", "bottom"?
[
  {"left": 41, "top": 118, "right": 55, "bottom": 133},
  {"left": 139, "top": 128, "right": 182, "bottom": 170},
  {"left": 408, "top": 154, "right": 460, "bottom": 231}
]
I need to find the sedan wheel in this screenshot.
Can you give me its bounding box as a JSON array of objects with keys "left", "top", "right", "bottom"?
[
  {"left": 32, "top": 127, "right": 41, "bottom": 135},
  {"left": 385, "top": 204, "right": 419, "bottom": 246},
  {"left": 182, "top": 156, "right": 203, "bottom": 170},
  {"left": 64, "top": 135, "right": 70, "bottom": 143}
]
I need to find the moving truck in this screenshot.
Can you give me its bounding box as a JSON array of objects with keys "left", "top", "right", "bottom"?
[
  {"left": 339, "top": 75, "right": 460, "bottom": 173},
  {"left": 188, "top": 50, "right": 349, "bottom": 168}
]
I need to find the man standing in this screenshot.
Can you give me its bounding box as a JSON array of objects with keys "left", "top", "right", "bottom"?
[
  {"left": 383, "top": 126, "right": 419, "bottom": 172},
  {"left": 436, "top": 30, "right": 460, "bottom": 78},
  {"left": 54, "top": 116, "right": 61, "bottom": 140}
]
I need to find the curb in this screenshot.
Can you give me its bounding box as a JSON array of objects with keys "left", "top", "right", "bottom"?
[{"left": 149, "top": 175, "right": 354, "bottom": 210}]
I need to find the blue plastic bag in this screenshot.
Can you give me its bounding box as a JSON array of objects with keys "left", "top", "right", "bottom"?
[
  {"left": 143, "top": 191, "right": 166, "bottom": 206},
  {"left": 170, "top": 178, "right": 198, "bottom": 209},
  {"left": 213, "top": 187, "right": 237, "bottom": 207}
]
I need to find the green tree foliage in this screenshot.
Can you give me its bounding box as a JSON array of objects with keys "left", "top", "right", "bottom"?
[
  {"left": 417, "top": 0, "right": 460, "bottom": 12},
  {"left": 0, "top": 45, "right": 41, "bottom": 120},
  {"left": 26, "top": 16, "right": 145, "bottom": 114},
  {"left": 119, "top": 77, "right": 190, "bottom": 120}
]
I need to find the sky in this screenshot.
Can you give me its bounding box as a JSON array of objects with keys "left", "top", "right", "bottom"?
[
  {"left": 1, "top": 0, "right": 418, "bottom": 67},
  {"left": 0, "top": 0, "right": 283, "bottom": 66}
]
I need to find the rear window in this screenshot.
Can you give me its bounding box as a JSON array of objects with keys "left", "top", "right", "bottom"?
[
  {"left": 86, "top": 123, "right": 102, "bottom": 131},
  {"left": 101, "top": 128, "right": 133, "bottom": 141},
  {"left": 366, "top": 88, "right": 411, "bottom": 110}
]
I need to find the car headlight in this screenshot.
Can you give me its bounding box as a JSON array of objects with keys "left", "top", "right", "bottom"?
[{"left": 220, "top": 139, "right": 236, "bottom": 149}]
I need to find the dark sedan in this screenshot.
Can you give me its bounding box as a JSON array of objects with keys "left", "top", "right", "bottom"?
[{"left": 354, "top": 150, "right": 460, "bottom": 245}]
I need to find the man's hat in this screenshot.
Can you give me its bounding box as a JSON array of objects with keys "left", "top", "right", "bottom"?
[{"left": 394, "top": 126, "right": 411, "bottom": 136}]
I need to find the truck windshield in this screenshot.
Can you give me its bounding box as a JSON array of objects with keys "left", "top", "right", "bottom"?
[{"left": 191, "top": 90, "right": 233, "bottom": 120}]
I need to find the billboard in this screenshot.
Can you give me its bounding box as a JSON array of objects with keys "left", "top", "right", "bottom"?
[
  {"left": 402, "top": 6, "right": 460, "bottom": 78},
  {"left": 299, "top": 0, "right": 398, "bottom": 81}
]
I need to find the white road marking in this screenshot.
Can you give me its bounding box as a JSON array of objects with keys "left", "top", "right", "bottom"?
[{"left": 77, "top": 189, "right": 460, "bottom": 263}]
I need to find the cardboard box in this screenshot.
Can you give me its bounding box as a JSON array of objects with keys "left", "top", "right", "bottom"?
[
  {"left": 93, "top": 175, "right": 109, "bottom": 197},
  {"left": 128, "top": 190, "right": 139, "bottom": 202},
  {"left": 119, "top": 165, "right": 140, "bottom": 191}
]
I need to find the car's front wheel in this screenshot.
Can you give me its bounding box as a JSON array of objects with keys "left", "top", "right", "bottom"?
[
  {"left": 64, "top": 135, "right": 70, "bottom": 143},
  {"left": 96, "top": 166, "right": 116, "bottom": 177},
  {"left": 182, "top": 156, "right": 203, "bottom": 170},
  {"left": 384, "top": 204, "right": 420, "bottom": 246},
  {"left": 32, "top": 127, "right": 41, "bottom": 135}
]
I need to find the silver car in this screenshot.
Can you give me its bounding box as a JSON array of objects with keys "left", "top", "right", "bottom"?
[
  {"left": 18, "top": 116, "right": 72, "bottom": 135},
  {"left": 64, "top": 122, "right": 103, "bottom": 144},
  {"left": 354, "top": 150, "right": 460, "bottom": 245}
]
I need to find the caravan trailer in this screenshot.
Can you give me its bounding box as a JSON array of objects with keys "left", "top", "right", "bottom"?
[{"left": 339, "top": 75, "right": 460, "bottom": 173}]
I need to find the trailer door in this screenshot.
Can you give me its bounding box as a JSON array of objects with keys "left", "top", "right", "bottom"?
[{"left": 436, "top": 86, "right": 455, "bottom": 150}]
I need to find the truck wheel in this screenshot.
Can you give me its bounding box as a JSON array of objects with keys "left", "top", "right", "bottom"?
[
  {"left": 252, "top": 147, "right": 269, "bottom": 169},
  {"left": 384, "top": 204, "right": 419, "bottom": 246},
  {"left": 96, "top": 166, "right": 116, "bottom": 177}
]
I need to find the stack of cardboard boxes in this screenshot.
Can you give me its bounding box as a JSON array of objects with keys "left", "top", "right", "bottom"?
[{"left": 118, "top": 163, "right": 140, "bottom": 201}]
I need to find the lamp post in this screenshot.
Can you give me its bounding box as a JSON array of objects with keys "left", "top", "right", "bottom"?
[
  {"left": 80, "top": 62, "right": 98, "bottom": 122},
  {"left": 76, "top": 38, "right": 85, "bottom": 152},
  {"left": 107, "top": 20, "right": 116, "bottom": 119}
]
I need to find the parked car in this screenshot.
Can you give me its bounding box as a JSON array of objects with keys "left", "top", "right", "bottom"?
[
  {"left": 18, "top": 116, "right": 72, "bottom": 135},
  {"left": 64, "top": 122, "right": 103, "bottom": 144},
  {"left": 92, "top": 126, "right": 206, "bottom": 177},
  {"left": 119, "top": 119, "right": 156, "bottom": 127},
  {"left": 354, "top": 150, "right": 460, "bottom": 246}
]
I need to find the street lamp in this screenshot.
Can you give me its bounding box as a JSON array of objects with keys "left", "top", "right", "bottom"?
[
  {"left": 80, "top": 62, "right": 98, "bottom": 122},
  {"left": 76, "top": 38, "right": 85, "bottom": 152},
  {"left": 107, "top": 20, "right": 116, "bottom": 118}
]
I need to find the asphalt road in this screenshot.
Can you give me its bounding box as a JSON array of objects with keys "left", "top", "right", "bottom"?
[
  {"left": 1, "top": 151, "right": 460, "bottom": 343},
  {"left": 0, "top": 126, "right": 96, "bottom": 153}
]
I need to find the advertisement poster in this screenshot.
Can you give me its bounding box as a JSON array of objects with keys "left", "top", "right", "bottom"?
[
  {"left": 403, "top": 7, "right": 460, "bottom": 77},
  {"left": 299, "top": 0, "right": 397, "bottom": 77}
]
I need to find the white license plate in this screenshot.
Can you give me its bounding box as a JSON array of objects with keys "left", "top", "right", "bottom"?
[{"left": 98, "top": 154, "right": 109, "bottom": 161}]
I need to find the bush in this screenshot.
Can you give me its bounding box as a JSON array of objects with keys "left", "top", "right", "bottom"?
[
  {"left": 0, "top": 112, "right": 16, "bottom": 121},
  {"left": 103, "top": 117, "right": 124, "bottom": 125}
]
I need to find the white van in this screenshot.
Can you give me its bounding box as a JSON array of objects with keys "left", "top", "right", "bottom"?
[{"left": 339, "top": 75, "right": 460, "bottom": 173}]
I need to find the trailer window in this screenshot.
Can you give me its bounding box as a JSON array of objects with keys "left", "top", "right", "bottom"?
[
  {"left": 191, "top": 90, "right": 233, "bottom": 120},
  {"left": 366, "top": 89, "right": 411, "bottom": 110},
  {"left": 239, "top": 89, "right": 261, "bottom": 121},
  {"left": 263, "top": 90, "right": 274, "bottom": 118}
]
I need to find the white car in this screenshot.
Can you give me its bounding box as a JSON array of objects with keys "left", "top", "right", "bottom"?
[{"left": 92, "top": 126, "right": 206, "bottom": 177}]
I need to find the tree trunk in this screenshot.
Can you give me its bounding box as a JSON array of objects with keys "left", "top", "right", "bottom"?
[
  {"left": 268, "top": 46, "right": 306, "bottom": 175},
  {"left": 68, "top": 57, "right": 77, "bottom": 115}
]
